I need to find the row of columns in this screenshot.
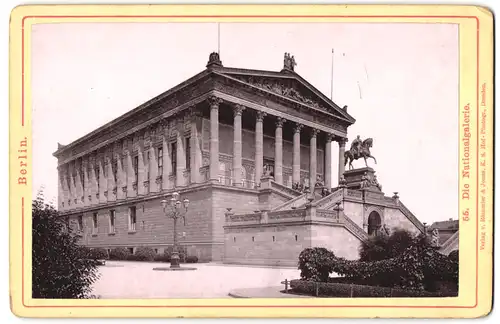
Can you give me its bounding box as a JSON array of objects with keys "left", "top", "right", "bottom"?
[
  {"left": 58, "top": 95, "right": 348, "bottom": 211},
  {"left": 58, "top": 109, "right": 204, "bottom": 211},
  {"left": 207, "top": 95, "right": 348, "bottom": 189}
]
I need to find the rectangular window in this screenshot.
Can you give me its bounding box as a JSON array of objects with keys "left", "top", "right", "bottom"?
[
  {"left": 129, "top": 206, "right": 137, "bottom": 232},
  {"left": 185, "top": 137, "right": 191, "bottom": 170},
  {"left": 133, "top": 156, "right": 139, "bottom": 184},
  {"left": 171, "top": 142, "right": 177, "bottom": 175},
  {"left": 109, "top": 210, "right": 116, "bottom": 233},
  {"left": 128, "top": 247, "right": 134, "bottom": 254},
  {"left": 157, "top": 146, "right": 163, "bottom": 176},
  {"left": 92, "top": 213, "right": 98, "bottom": 234},
  {"left": 77, "top": 215, "right": 83, "bottom": 231}
]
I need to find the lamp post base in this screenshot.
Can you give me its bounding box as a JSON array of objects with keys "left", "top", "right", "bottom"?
[{"left": 170, "top": 251, "right": 181, "bottom": 268}]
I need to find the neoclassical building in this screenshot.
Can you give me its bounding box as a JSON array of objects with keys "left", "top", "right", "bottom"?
[{"left": 54, "top": 53, "right": 358, "bottom": 261}]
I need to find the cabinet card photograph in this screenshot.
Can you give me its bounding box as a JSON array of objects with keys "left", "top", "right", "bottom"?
[{"left": 9, "top": 4, "right": 493, "bottom": 319}]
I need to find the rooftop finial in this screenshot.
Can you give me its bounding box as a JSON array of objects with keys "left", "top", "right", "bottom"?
[
  {"left": 206, "top": 52, "right": 222, "bottom": 68},
  {"left": 282, "top": 52, "right": 297, "bottom": 72}
]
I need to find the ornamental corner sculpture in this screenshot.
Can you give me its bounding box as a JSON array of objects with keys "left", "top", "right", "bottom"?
[
  {"left": 283, "top": 52, "right": 297, "bottom": 71},
  {"left": 344, "top": 136, "right": 378, "bottom": 170}
]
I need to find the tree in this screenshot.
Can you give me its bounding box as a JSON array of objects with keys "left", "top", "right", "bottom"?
[
  {"left": 32, "top": 191, "right": 99, "bottom": 298},
  {"left": 359, "top": 228, "right": 417, "bottom": 261}
]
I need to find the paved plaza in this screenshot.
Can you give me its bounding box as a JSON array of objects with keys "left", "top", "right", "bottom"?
[{"left": 91, "top": 261, "right": 301, "bottom": 299}]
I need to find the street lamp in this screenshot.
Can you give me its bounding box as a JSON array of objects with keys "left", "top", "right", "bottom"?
[{"left": 161, "top": 192, "right": 189, "bottom": 269}]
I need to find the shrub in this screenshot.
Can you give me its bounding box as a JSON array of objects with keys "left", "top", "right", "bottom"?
[
  {"left": 109, "top": 247, "right": 131, "bottom": 260},
  {"left": 448, "top": 250, "right": 459, "bottom": 262},
  {"left": 185, "top": 256, "right": 199, "bottom": 263},
  {"left": 133, "top": 247, "right": 156, "bottom": 262},
  {"left": 32, "top": 191, "right": 99, "bottom": 298},
  {"left": 359, "top": 228, "right": 416, "bottom": 261},
  {"left": 154, "top": 252, "right": 171, "bottom": 263},
  {"left": 88, "top": 248, "right": 109, "bottom": 260},
  {"left": 298, "top": 235, "right": 459, "bottom": 292},
  {"left": 298, "top": 247, "right": 335, "bottom": 282}
]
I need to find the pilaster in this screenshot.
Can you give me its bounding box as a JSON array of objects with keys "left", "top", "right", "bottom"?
[
  {"left": 232, "top": 104, "right": 245, "bottom": 186},
  {"left": 309, "top": 128, "right": 319, "bottom": 189},
  {"left": 255, "top": 111, "right": 266, "bottom": 185},
  {"left": 137, "top": 144, "right": 146, "bottom": 195},
  {"left": 176, "top": 114, "right": 186, "bottom": 187},
  {"left": 98, "top": 159, "right": 107, "bottom": 203},
  {"left": 106, "top": 156, "right": 116, "bottom": 201},
  {"left": 325, "top": 133, "right": 333, "bottom": 189},
  {"left": 292, "top": 123, "right": 303, "bottom": 186},
  {"left": 149, "top": 144, "right": 158, "bottom": 192},
  {"left": 162, "top": 131, "right": 173, "bottom": 190},
  {"left": 208, "top": 96, "right": 221, "bottom": 182},
  {"left": 274, "top": 117, "right": 285, "bottom": 184}
]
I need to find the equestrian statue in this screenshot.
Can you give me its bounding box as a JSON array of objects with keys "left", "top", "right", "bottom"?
[{"left": 344, "top": 135, "right": 377, "bottom": 170}]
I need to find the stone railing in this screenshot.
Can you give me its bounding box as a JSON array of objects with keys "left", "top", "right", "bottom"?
[
  {"left": 199, "top": 166, "right": 209, "bottom": 182},
  {"left": 316, "top": 209, "right": 341, "bottom": 222},
  {"left": 314, "top": 188, "right": 344, "bottom": 209},
  {"left": 242, "top": 179, "right": 256, "bottom": 189},
  {"left": 268, "top": 209, "right": 306, "bottom": 221},
  {"left": 228, "top": 212, "right": 262, "bottom": 223},
  {"left": 340, "top": 213, "right": 369, "bottom": 241},
  {"left": 345, "top": 189, "right": 363, "bottom": 199},
  {"left": 398, "top": 201, "right": 425, "bottom": 233},
  {"left": 270, "top": 180, "right": 302, "bottom": 199},
  {"left": 439, "top": 231, "right": 459, "bottom": 255},
  {"left": 384, "top": 196, "right": 396, "bottom": 204},
  {"left": 271, "top": 193, "right": 309, "bottom": 211},
  {"left": 218, "top": 175, "right": 233, "bottom": 186}
]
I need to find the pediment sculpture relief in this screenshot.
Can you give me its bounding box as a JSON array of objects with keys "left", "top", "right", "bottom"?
[{"left": 235, "top": 76, "right": 331, "bottom": 112}]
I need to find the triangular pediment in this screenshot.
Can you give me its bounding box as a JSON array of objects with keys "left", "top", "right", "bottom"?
[{"left": 217, "top": 69, "right": 355, "bottom": 124}]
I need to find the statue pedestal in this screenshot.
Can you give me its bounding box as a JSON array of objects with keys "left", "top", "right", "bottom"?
[
  {"left": 343, "top": 167, "right": 383, "bottom": 195},
  {"left": 344, "top": 167, "right": 374, "bottom": 189}
]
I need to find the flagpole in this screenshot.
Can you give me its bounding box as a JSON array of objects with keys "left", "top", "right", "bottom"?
[{"left": 330, "top": 49, "right": 334, "bottom": 100}]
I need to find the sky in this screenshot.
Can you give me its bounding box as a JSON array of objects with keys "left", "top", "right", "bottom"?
[{"left": 31, "top": 22, "right": 459, "bottom": 225}]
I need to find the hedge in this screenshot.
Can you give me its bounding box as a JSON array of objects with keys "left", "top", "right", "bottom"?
[
  {"left": 130, "top": 247, "right": 156, "bottom": 261},
  {"left": 88, "top": 248, "right": 109, "bottom": 260},
  {"left": 289, "top": 280, "right": 457, "bottom": 298},
  {"left": 109, "top": 247, "right": 131, "bottom": 260},
  {"left": 298, "top": 241, "right": 458, "bottom": 291}
]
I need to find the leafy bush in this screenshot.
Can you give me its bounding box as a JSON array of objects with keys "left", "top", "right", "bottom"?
[
  {"left": 133, "top": 247, "right": 156, "bottom": 261},
  {"left": 448, "top": 250, "right": 459, "bottom": 262},
  {"left": 109, "top": 247, "right": 131, "bottom": 260},
  {"left": 359, "top": 228, "right": 415, "bottom": 261},
  {"left": 32, "top": 191, "right": 99, "bottom": 298},
  {"left": 298, "top": 247, "right": 335, "bottom": 282},
  {"left": 88, "top": 248, "right": 109, "bottom": 260},
  {"left": 185, "top": 256, "right": 199, "bottom": 263},
  {"left": 298, "top": 234, "right": 459, "bottom": 291}
]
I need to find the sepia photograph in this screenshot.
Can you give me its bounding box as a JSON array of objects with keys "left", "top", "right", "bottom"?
[{"left": 28, "top": 20, "right": 463, "bottom": 300}]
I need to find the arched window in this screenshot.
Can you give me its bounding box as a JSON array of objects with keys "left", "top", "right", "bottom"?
[{"left": 367, "top": 211, "right": 382, "bottom": 236}]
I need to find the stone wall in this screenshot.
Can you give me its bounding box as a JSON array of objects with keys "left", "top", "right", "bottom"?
[
  {"left": 384, "top": 207, "right": 421, "bottom": 235},
  {"left": 342, "top": 201, "right": 364, "bottom": 229},
  {"left": 68, "top": 184, "right": 262, "bottom": 261},
  {"left": 224, "top": 220, "right": 361, "bottom": 266},
  {"left": 310, "top": 225, "right": 361, "bottom": 260},
  {"left": 224, "top": 223, "right": 311, "bottom": 267}
]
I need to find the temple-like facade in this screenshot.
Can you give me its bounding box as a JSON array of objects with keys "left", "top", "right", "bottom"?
[{"left": 54, "top": 53, "right": 358, "bottom": 261}]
